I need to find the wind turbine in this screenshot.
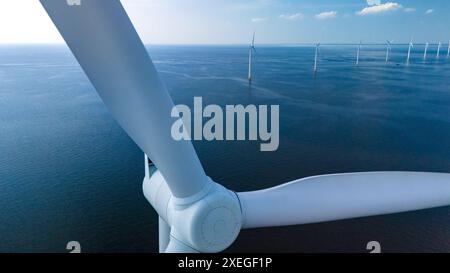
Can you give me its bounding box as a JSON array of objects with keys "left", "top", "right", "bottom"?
[
  {"left": 385, "top": 40, "right": 393, "bottom": 63},
  {"left": 40, "top": 0, "right": 450, "bottom": 253},
  {"left": 447, "top": 42, "right": 450, "bottom": 58},
  {"left": 406, "top": 39, "right": 414, "bottom": 65},
  {"left": 248, "top": 31, "right": 256, "bottom": 83},
  {"left": 423, "top": 42, "right": 429, "bottom": 61},
  {"left": 437, "top": 42, "right": 442, "bottom": 58},
  {"left": 356, "top": 41, "right": 362, "bottom": 66},
  {"left": 314, "top": 43, "right": 320, "bottom": 73}
]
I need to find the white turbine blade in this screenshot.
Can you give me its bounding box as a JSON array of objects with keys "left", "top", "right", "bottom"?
[
  {"left": 39, "top": 0, "right": 209, "bottom": 198},
  {"left": 165, "top": 238, "right": 199, "bottom": 253},
  {"left": 238, "top": 172, "right": 450, "bottom": 229},
  {"left": 252, "top": 31, "right": 256, "bottom": 47}
]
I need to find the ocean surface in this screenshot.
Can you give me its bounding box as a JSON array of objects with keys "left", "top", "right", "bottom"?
[{"left": 1, "top": 44, "right": 450, "bottom": 253}]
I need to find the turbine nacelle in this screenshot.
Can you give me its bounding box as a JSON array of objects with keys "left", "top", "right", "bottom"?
[{"left": 143, "top": 167, "right": 241, "bottom": 253}]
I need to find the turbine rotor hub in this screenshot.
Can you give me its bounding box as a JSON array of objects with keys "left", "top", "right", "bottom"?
[
  {"left": 169, "top": 182, "right": 242, "bottom": 252},
  {"left": 143, "top": 172, "right": 242, "bottom": 253}
]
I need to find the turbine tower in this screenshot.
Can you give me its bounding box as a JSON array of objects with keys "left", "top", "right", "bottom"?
[
  {"left": 40, "top": 0, "right": 450, "bottom": 253},
  {"left": 423, "top": 42, "right": 429, "bottom": 61},
  {"left": 248, "top": 31, "right": 256, "bottom": 83},
  {"left": 356, "top": 41, "right": 362, "bottom": 66},
  {"left": 406, "top": 39, "right": 414, "bottom": 65},
  {"left": 314, "top": 43, "right": 320, "bottom": 72},
  {"left": 447, "top": 42, "right": 450, "bottom": 58},
  {"left": 385, "top": 40, "right": 393, "bottom": 63},
  {"left": 437, "top": 42, "right": 442, "bottom": 58}
]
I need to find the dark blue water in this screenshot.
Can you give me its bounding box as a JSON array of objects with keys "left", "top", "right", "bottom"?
[{"left": 1, "top": 44, "right": 450, "bottom": 253}]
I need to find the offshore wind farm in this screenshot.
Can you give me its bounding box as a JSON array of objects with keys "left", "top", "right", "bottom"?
[
  {"left": 246, "top": 40, "right": 449, "bottom": 80},
  {"left": 2, "top": 41, "right": 450, "bottom": 253}
]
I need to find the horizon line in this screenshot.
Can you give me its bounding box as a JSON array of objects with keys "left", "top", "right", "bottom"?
[{"left": 0, "top": 42, "right": 448, "bottom": 47}]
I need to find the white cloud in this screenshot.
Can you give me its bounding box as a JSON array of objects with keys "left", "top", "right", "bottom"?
[
  {"left": 251, "top": 17, "right": 268, "bottom": 23},
  {"left": 279, "top": 13, "right": 304, "bottom": 21},
  {"left": 315, "top": 11, "right": 338, "bottom": 20},
  {"left": 357, "top": 2, "right": 402, "bottom": 16},
  {"left": 425, "top": 9, "right": 434, "bottom": 15},
  {"left": 367, "top": 0, "right": 381, "bottom": 6},
  {"left": 403, "top": 7, "right": 416, "bottom": 13}
]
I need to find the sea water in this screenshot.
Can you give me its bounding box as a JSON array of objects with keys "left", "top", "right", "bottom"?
[{"left": 1, "top": 44, "right": 450, "bottom": 253}]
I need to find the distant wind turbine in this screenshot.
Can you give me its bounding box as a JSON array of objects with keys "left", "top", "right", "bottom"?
[
  {"left": 423, "top": 42, "right": 429, "bottom": 61},
  {"left": 356, "top": 41, "right": 362, "bottom": 66},
  {"left": 314, "top": 42, "right": 320, "bottom": 73},
  {"left": 385, "top": 40, "right": 393, "bottom": 63},
  {"left": 406, "top": 39, "right": 414, "bottom": 65},
  {"left": 437, "top": 42, "right": 442, "bottom": 58},
  {"left": 248, "top": 31, "right": 256, "bottom": 83},
  {"left": 447, "top": 42, "right": 450, "bottom": 58}
]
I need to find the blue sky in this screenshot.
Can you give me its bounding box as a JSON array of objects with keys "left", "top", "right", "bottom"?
[{"left": 0, "top": 0, "right": 449, "bottom": 44}]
